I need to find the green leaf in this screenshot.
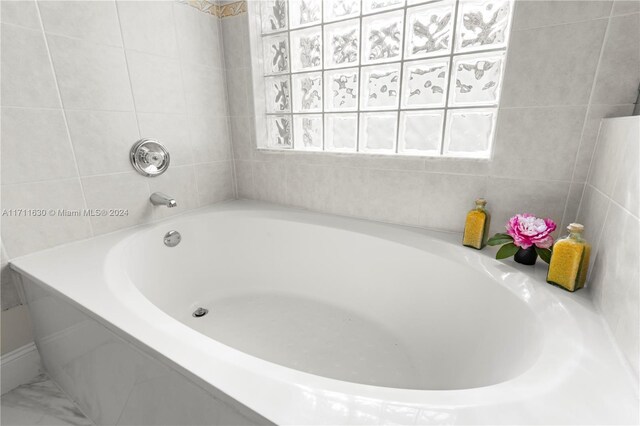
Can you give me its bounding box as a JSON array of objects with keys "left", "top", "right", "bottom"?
[
  {"left": 535, "top": 247, "right": 552, "bottom": 264},
  {"left": 487, "top": 237, "right": 513, "bottom": 246},
  {"left": 494, "top": 233, "right": 511, "bottom": 238},
  {"left": 487, "top": 233, "right": 513, "bottom": 246},
  {"left": 496, "top": 243, "right": 519, "bottom": 259}
]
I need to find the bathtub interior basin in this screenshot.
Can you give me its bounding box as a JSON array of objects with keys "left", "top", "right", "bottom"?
[{"left": 119, "top": 213, "right": 544, "bottom": 391}]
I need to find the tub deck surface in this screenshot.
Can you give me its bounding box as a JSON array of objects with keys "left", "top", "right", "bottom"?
[{"left": 11, "top": 201, "right": 640, "bottom": 425}]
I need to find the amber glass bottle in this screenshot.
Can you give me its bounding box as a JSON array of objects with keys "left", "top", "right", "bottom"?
[
  {"left": 463, "top": 199, "right": 490, "bottom": 250},
  {"left": 547, "top": 223, "right": 591, "bottom": 292}
]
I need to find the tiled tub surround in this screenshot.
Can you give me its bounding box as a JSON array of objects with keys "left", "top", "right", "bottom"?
[
  {"left": 226, "top": 0, "right": 640, "bottom": 240},
  {"left": 10, "top": 202, "right": 640, "bottom": 425},
  {"left": 16, "top": 272, "right": 268, "bottom": 426},
  {"left": 0, "top": 0, "right": 235, "bottom": 351},
  {"left": 576, "top": 116, "right": 640, "bottom": 379}
]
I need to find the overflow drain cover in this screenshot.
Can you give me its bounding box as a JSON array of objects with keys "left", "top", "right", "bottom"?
[{"left": 192, "top": 307, "right": 208, "bottom": 318}]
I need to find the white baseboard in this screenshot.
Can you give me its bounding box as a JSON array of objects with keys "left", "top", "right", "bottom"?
[{"left": 1, "top": 342, "right": 42, "bottom": 395}]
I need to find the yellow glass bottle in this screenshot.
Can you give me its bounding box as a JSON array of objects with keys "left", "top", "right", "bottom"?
[
  {"left": 547, "top": 223, "right": 591, "bottom": 292},
  {"left": 463, "top": 198, "right": 490, "bottom": 249}
]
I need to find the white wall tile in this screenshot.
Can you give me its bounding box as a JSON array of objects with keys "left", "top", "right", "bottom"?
[
  {"left": 38, "top": 0, "right": 123, "bottom": 47},
  {"left": 1, "top": 107, "right": 77, "bottom": 184},
  {"left": 559, "top": 182, "right": 585, "bottom": 236},
  {"left": 0, "top": 24, "right": 60, "bottom": 108},
  {"left": 576, "top": 184, "right": 610, "bottom": 266},
  {"left": 572, "top": 104, "right": 634, "bottom": 183},
  {"left": 423, "top": 158, "right": 489, "bottom": 175},
  {"left": 485, "top": 177, "right": 570, "bottom": 237},
  {"left": 126, "top": 51, "right": 186, "bottom": 114},
  {"left": 420, "top": 174, "right": 488, "bottom": 232},
  {"left": 116, "top": 0, "right": 178, "bottom": 57},
  {"left": 252, "top": 161, "right": 288, "bottom": 205},
  {"left": 181, "top": 64, "right": 227, "bottom": 116},
  {"left": 81, "top": 172, "right": 153, "bottom": 235},
  {"left": 189, "top": 114, "right": 232, "bottom": 163},
  {"left": 512, "top": 0, "right": 612, "bottom": 30},
  {"left": 333, "top": 154, "right": 425, "bottom": 172},
  {"left": 491, "top": 106, "right": 586, "bottom": 181},
  {"left": 577, "top": 117, "right": 639, "bottom": 377},
  {"left": 47, "top": 35, "right": 134, "bottom": 111},
  {"left": 332, "top": 167, "right": 424, "bottom": 225},
  {"left": 285, "top": 162, "right": 335, "bottom": 213},
  {"left": 1, "top": 179, "right": 92, "bottom": 258},
  {"left": 590, "top": 13, "right": 640, "bottom": 105},
  {"left": 137, "top": 113, "right": 194, "bottom": 166},
  {"left": 225, "top": 68, "right": 249, "bottom": 117},
  {"left": 501, "top": 19, "right": 607, "bottom": 107},
  {"left": 173, "top": 2, "right": 222, "bottom": 69},
  {"left": 590, "top": 203, "right": 639, "bottom": 336},
  {"left": 230, "top": 116, "right": 255, "bottom": 160},
  {"left": 0, "top": 0, "right": 40, "bottom": 29},
  {"left": 587, "top": 118, "right": 629, "bottom": 196},
  {"left": 234, "top": 160, "right": 255, "bottom": 199},
  {"left": 318, "top": 166, "right": 368, "bottom": 218},
  {"left": 194, "top": 162, "right": 235, "bottom": 206},
  {"left": 221, "top": 14, "right": 249, "bottom": 69},
  {"left": 612, "top": 0, "right": 640, "bottom": 15},
  {"left": 66, "top": 110, "right": 140, "bottom": 176},
  {"left": 611, "top": 119, "right": 640, "bottom": 217},
  {"left": 242, "top": 65, "right": 255, "bottom": 116},
  {"left": 613, "top": 284, "right": 639, "bottom": 376}
]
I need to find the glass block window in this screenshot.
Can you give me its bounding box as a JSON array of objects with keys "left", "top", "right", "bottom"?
[{"left": 254, "top": 0, "right": 513, "bottom": 158}]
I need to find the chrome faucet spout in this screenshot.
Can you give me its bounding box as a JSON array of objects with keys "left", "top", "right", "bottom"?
[{"left": 150, "top": 192, "right": 177, "bottom": 208}]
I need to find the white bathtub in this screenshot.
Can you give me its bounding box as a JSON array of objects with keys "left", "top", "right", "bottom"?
[{"left": 12, "top": 201, "right": 639, "bottom": 425}]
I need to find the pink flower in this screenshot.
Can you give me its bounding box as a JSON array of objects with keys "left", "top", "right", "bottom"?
[{"left": 506, "top": 214, "right": 557, "bottom": 249}]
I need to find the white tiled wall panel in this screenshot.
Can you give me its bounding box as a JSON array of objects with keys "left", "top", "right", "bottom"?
[
  {"left": 0, "top": 1, "right": 236, "bottom": 263},
  {"left": 577, "top": 117, "right": 640, "bottom": 379}
]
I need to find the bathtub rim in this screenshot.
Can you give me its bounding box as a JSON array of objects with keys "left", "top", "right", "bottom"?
[{"left": 10, "top": 200, "right": 639, "bottom": 425}]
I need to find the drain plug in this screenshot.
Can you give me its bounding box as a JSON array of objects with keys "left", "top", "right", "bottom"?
[{"left": 192, "top": 307, "right": 208, "bottom": 318}]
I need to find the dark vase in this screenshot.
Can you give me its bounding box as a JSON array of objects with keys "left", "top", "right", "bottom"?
[{"left": 514, "top": 246, "right": 537, "bottom": 265}]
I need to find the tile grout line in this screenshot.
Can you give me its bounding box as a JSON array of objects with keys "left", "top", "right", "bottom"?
[
  {"left": 0, "top": 160, "right": 234, "bottom": 188},
  {"left": 113, "top": 0, "right": 155, "bottom": 220},
  {"left": 587, "top": 182, "right": 640, "bottom": 222},
  {"left": 511, "top": 13, "right": 613, "bottom": 32},
  {"left": 4, "top": 102, "right": 636, "bottom": 114},
  {"left": 218, "top": 17, "right": 241, "bottom": 199},
  {"left": 33, "top": 0, "right": 95, "bottom": 239},
  {"left": 234, "top": 159, "right": 579, "bottom": 184},
  {"left": 395, "top": 1, "right": 409, "bottom": 155},
  {"left": 587, "top": 189, "right": 614, "bottom": 285},
  {"left": 171, "top": 1, "right": 204, "bottom": 207},
  {"left": 561, "top": 6, "right": 613, "bottom": 233}
]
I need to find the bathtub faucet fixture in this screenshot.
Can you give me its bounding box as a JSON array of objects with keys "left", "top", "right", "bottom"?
[{"left": 150, "top": 192, "right": 177, "bottom": 208}]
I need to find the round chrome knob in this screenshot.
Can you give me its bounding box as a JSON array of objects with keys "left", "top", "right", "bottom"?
[{"left": 130, "top": 139, "right": 170, "bottom": 177}]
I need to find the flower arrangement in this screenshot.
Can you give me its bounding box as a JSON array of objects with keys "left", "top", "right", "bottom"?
[{"left": 487, "top": 214, "right": 557, "bottom": 265}]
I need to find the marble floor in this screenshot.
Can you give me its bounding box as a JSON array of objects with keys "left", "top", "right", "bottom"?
[{"left": 1, "top": 375, "right": 93, "bottom": 426}]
